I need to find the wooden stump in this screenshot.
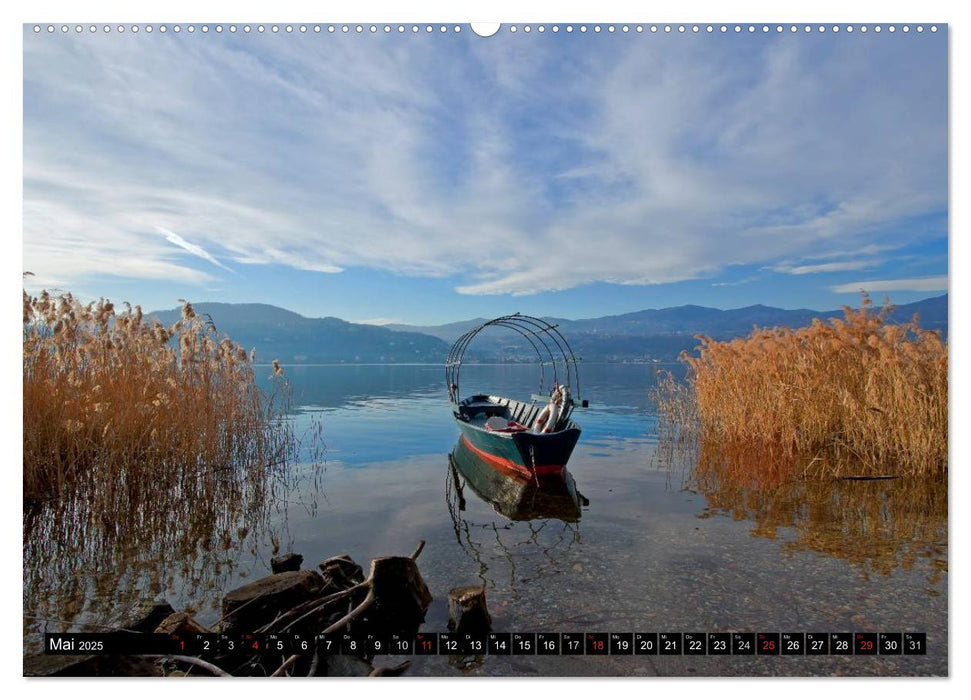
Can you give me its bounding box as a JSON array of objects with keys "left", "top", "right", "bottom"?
[
  {"left": 365, "top": 556, "right": 433, "bottom": 633},
  {"left": 446, "top": 586, "right": 492, "bottom": 633}
]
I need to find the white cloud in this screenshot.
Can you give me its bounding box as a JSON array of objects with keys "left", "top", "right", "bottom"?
[
  {"left": 711, "top": 276, "right": 759, "bottom": 288},
  {"left": 157, "top": 226, "right": 233, "bottom": 272},
  {"left": 23, "top": 30, "right": 946, "bottom": 296},
  {"left": 830, "top": 277, "right": 949, "bottom": 294},
  {"left": 771, "top": 260, "right": 879, "bottom": 275}
]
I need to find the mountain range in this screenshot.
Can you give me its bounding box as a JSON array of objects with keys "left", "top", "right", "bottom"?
[
  {"left": 147, "top": 303, "right": 449, "bottom": 364},
  {"left": 148, "top": 294, "right": 947, "bottom": 364}
]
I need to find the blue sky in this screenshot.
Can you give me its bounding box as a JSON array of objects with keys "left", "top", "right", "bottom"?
[{"left": 23, "top": 24, "right": 947, "bottom": 324}]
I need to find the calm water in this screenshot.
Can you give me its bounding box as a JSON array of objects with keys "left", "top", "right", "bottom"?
[{"left": 24, "top": 363, "right": 947, "bottom": 676}]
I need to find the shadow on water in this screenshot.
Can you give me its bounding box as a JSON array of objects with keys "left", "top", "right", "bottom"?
[{"left": 444, "top": 438, "right": 589, "bottom": 595}]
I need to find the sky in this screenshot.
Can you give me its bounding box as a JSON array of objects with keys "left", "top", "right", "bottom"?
[{"left": 22, "top": 23, "right": 948, "bottom": 325}]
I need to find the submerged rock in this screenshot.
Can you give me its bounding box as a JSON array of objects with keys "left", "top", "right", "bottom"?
[{"left": 221, "top": 570, "right": 323, "bottom": 633}]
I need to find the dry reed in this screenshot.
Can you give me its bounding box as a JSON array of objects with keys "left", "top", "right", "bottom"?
[
  {"left": 655, "top": 295, "right": 947, "bottom": 481},
  {"left": 23, "top": 289, "right": 293, "bottom": 504}
]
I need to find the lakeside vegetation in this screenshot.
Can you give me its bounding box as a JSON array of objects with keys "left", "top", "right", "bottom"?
[
  {"left": 655, "top": 295, "right": 948, "bottom": 483},
  {"left": 23, "top": 288, "right": 317, "bottom": 635},
  {"left": 23, "top": 288, "right": 295, "bottom": 505}
]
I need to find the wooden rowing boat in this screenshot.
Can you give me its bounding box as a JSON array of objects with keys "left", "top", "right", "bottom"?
[{"left": 445, "top": 314, "right": 586, "bottom": 479}]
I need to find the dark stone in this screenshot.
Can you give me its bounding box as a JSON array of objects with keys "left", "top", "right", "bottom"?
[
  {"left": 111, "top": 599, "right": 175, "bottom": 633},
  {"left": 154, "top": 612, "right": 212, "bottom": 635},
  {"left": 221, "top": 570, "right": 323, "bottom": 633},
  {"left": 271, "top": 552, "right": 304, "bottom": 574}
]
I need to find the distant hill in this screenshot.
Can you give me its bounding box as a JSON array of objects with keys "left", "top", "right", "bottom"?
[
  {"left": 147, "top": 303, "right": 449, "bottom": 364},
  {"left": 389, "top": 294, "right": 948, "bottom": 362},
  {"left": 148, "top": 294, "right": 947, "bottom": 364},
  {"left": 882, "top": 294, "right": 948, "bottom": 330},
  {"left": 385, "top": 318, "right": 491, "bottom": 343}
]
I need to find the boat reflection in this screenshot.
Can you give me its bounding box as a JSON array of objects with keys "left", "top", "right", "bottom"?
[
  {"left": 449, "top": 436, "right": 587, "bottom": 522},
  {"left": 445, "top": 438, "right": 588, "bottom": 595}
]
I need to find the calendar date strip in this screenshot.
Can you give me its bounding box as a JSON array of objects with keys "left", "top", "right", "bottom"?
[{"left": 44, "top": 631, "right": 926, "bottom": 656}]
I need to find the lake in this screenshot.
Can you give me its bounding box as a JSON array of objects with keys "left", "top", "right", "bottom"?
[{"left": 23, "top": 363, "right": 947, "bottom": 676}]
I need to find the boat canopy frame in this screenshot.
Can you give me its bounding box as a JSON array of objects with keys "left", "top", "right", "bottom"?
[{"left": 445, "top": 313, "right": 582, "bottom": 408}]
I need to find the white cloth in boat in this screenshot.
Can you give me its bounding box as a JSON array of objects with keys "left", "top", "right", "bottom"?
[{"left": 485, "top": 416, "right": 509, "bottom": 431}]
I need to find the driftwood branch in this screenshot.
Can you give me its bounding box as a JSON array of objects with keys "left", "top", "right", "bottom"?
[
  {"left": 280, "top": 583, "right": 367, "bottom": 631},
  {"left": 147, "top": 654, "right": 231, "bottom": 677},
  {"left": 270, "top": 653, "right": 302, "bottom": 677},
  {"left": 280, "top": 541, "right": 425, "bottom": 634},
  {"left": 308, "top": 648, "right": 323, "bottom": 677},
  {"left": 112, "top": 544, "right": 431, "bottom": 678},
  {"left": 322, "top": 587, "right": 376, "bottom": 634},
  {"left": 274, "top": 581, "right": 370, "bottom": 633},
  {"left": 211, "top": 589, "right": 270, "bottom": 629}
]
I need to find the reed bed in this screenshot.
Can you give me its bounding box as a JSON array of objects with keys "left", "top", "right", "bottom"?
[
  {"left": 655, "top": 295, "right": 947, "bottom": 482},
  {"left": 23, "top": 289, "right": 292, "bottom": 505}
]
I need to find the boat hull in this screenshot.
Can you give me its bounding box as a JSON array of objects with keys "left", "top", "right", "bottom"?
[{"left": 455, "top": 417, "right": 581, "bottom": 480}]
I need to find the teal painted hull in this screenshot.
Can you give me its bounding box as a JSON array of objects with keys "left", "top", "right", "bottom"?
[{"left": 455, "top": 417, "right": 581, "bottom": 479}]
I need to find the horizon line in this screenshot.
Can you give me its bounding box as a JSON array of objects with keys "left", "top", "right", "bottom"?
[{"left": 132, "top": 291, "right": 948, "bottom": 327}]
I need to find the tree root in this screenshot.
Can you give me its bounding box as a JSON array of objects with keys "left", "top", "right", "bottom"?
[{"left": 149, "top": 654, "right": 231, "bottom": 677}]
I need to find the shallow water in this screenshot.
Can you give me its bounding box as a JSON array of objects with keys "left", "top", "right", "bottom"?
[{"left": 23, "top": 363, "right": 947, "bottom": 676}]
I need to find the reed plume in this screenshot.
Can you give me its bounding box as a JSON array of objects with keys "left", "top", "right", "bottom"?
[
  {"left": 655, "top": 295, "right": 947, "bottom": 482},
  {"left": 23, "top": 289, "right": 293, "bottom": 504}
]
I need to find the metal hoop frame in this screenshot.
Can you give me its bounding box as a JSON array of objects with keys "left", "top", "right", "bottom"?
[{"left": 445, "top": 313, "right": 582, "bottom": 406}]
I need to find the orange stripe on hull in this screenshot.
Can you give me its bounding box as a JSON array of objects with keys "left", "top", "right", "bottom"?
[{"left": 460, "top": 435, "right": 564, "bottom": 479}]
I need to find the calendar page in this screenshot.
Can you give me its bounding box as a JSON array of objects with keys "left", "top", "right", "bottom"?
[{"left": 22, "top": 15, "right": 948, "bottom": 680}]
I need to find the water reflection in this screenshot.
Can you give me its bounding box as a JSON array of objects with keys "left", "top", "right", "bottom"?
[
  {"left": 268, "top": 364, "right": 665, "bottom": 466},
  {"left": 23, "top": 451, "right": 320, "bottom": 648},
  {"left": 275, "top": 363, "right": 442, "bottom": 409},
  {"left": 449, "top": 438, "right": 586, "bottom": 522},
  {"left": 274, "top": 362, "right": 677, "bottom": 414},
  {"left": 689, "top": 451, "right": 948, "bottom": 582},
  {"left": 445, "top": 439, "right": 587, "bottom": 594}
]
